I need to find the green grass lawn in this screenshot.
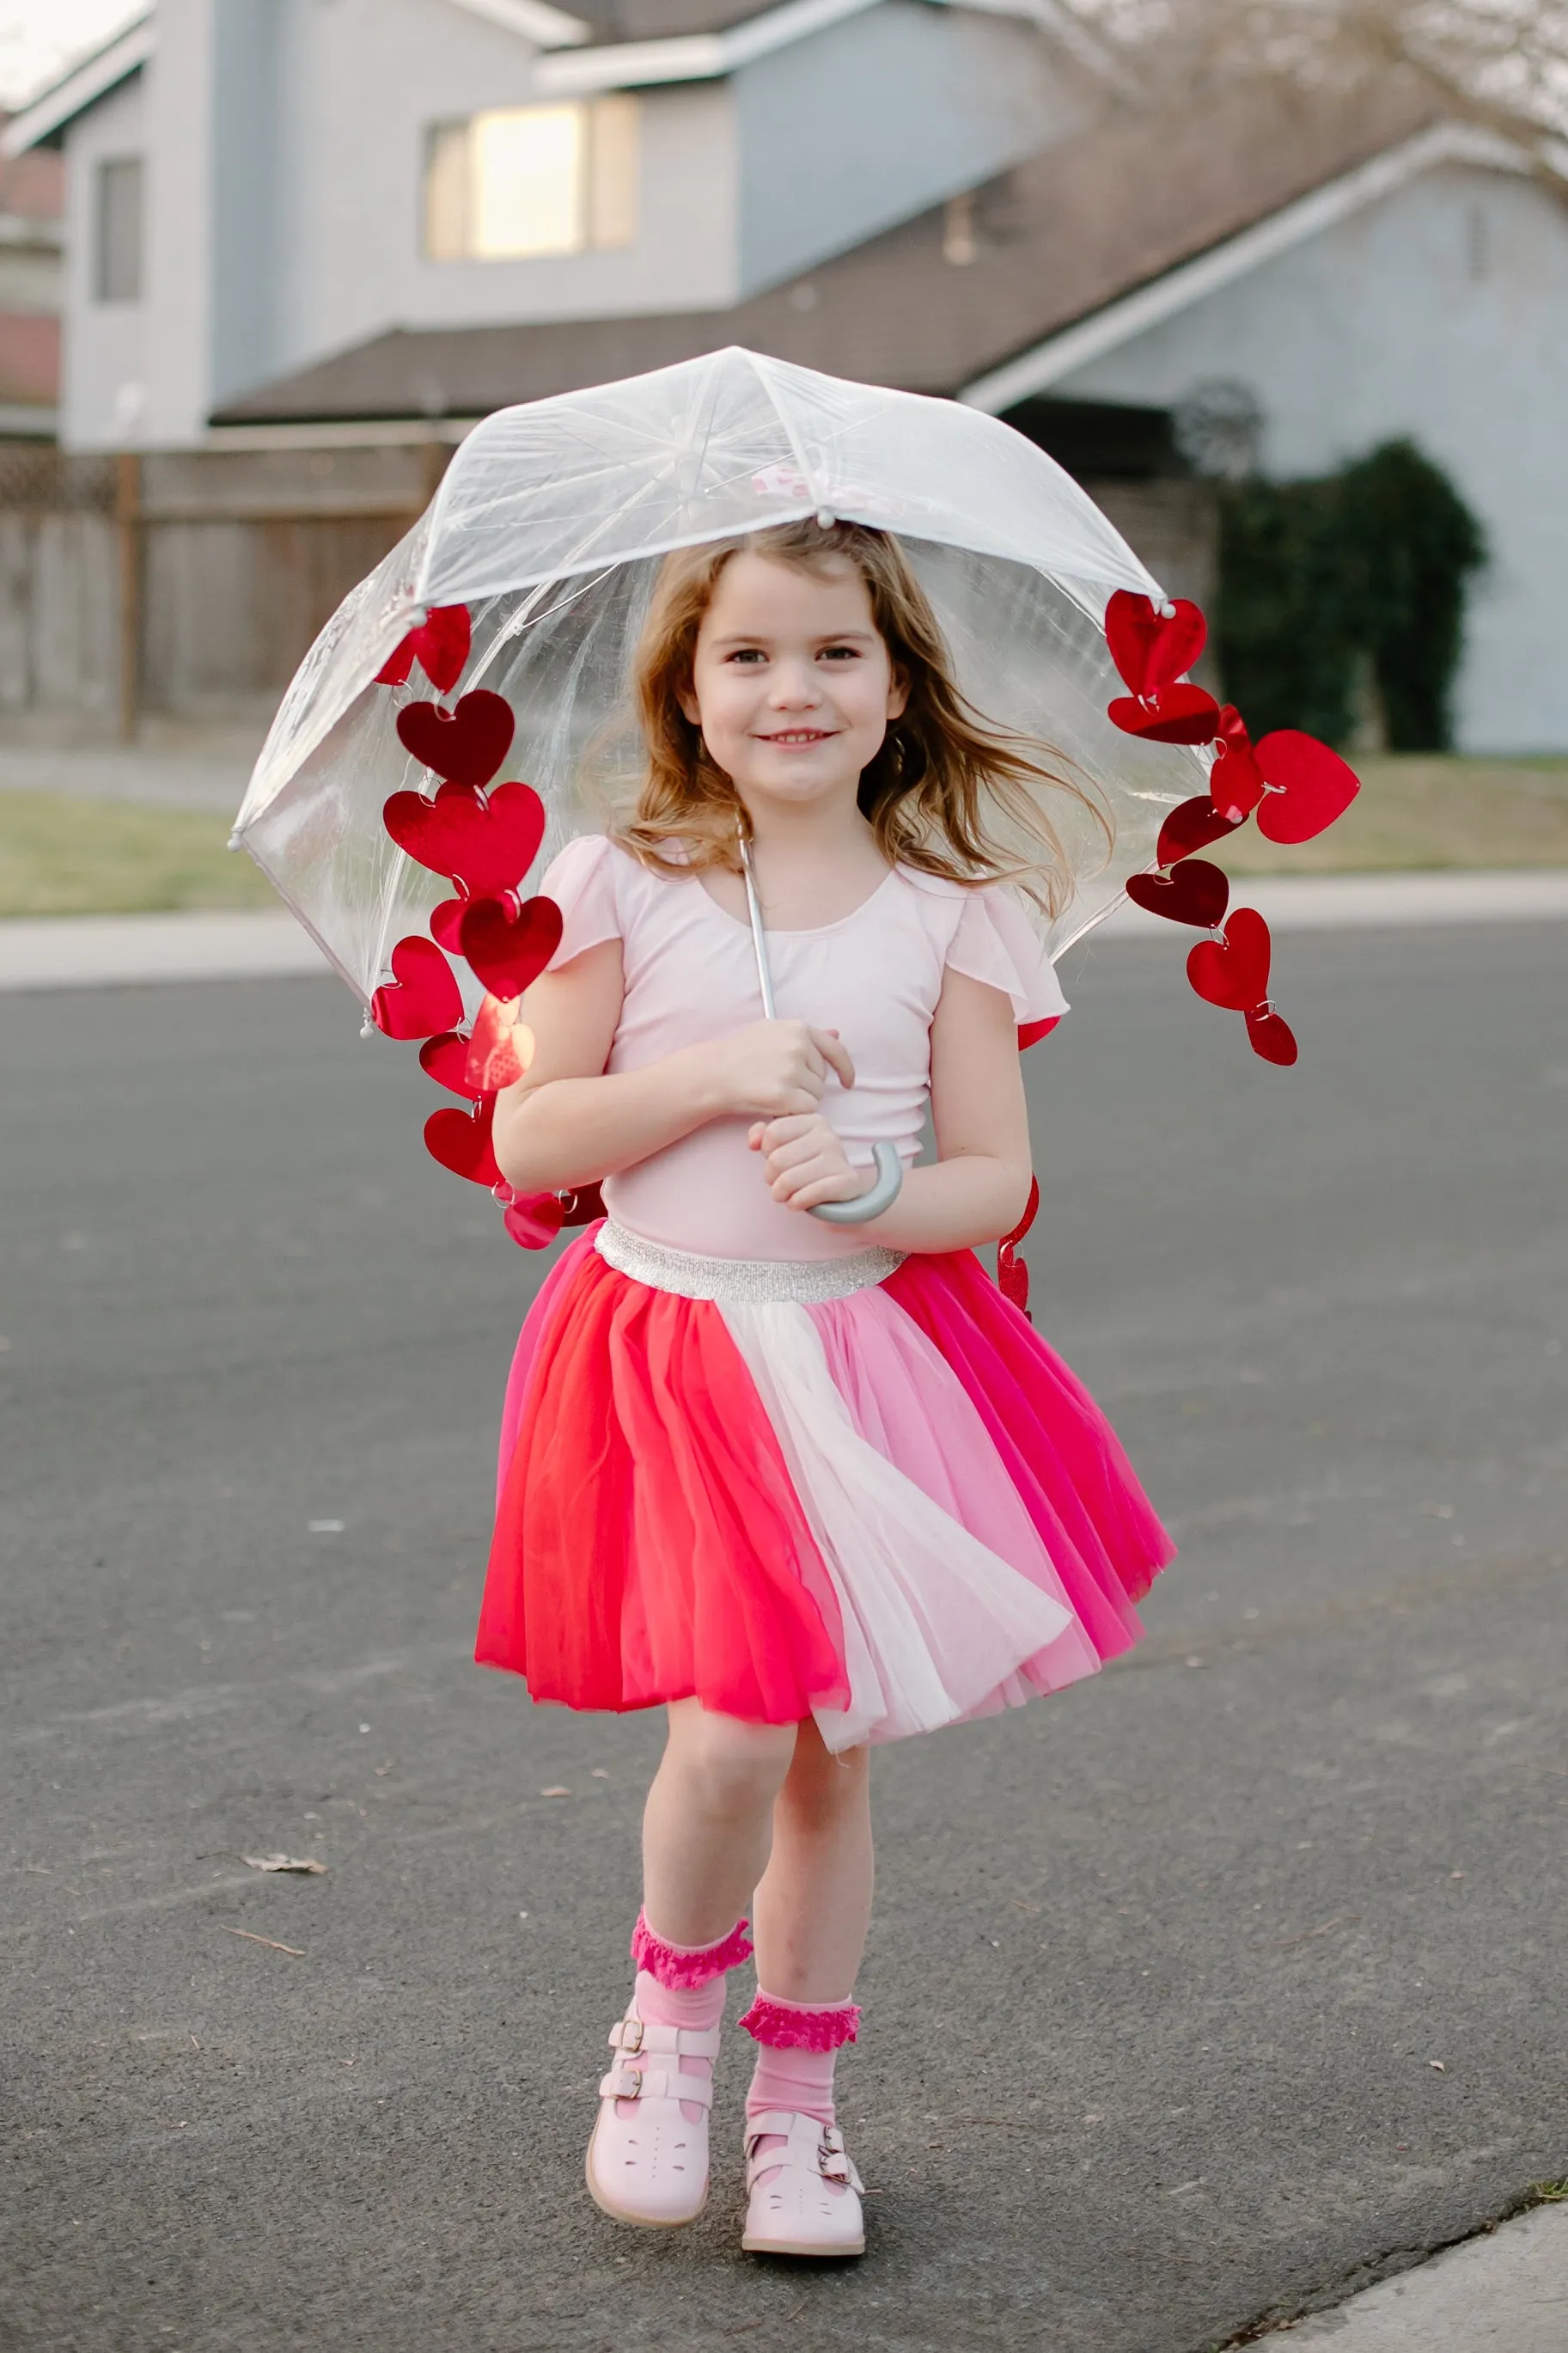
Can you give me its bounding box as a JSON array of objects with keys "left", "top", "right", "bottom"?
[
  {"left": 2, "top": 757, "right": 1566, "bottom": 919},
  {"left": 1217, "top": 755, "right": 1568, "bottom": 875},
  {"left": 0, "top": 792, "right": 280, "bottom": 918}
]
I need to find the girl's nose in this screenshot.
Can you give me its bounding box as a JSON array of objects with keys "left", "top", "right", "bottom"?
[{"left": 769, "top": 663, "right": 821, "bottom": 708}]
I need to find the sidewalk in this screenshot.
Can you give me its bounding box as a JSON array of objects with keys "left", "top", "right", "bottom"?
[
  {"left": 1258, "top": 2197, "right": 1568, "bottom": 2349},
  {"left": 2, "top": 870, "right": 1565, "bottom": 991}
]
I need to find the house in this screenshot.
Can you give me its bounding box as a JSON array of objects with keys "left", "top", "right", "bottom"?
[
  {"left": 8, "top": 0, "right": 1568, "bottom": 749},
  {"left": 0, "top": 116, "right": 63, "bottom": 437}
]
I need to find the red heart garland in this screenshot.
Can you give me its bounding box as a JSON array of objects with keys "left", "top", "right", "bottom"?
[
  {"left": 995, "top": 1173, "right": 1040, "bottom": 1319},
  {"left": 1156, "top": 796, "right": 1243, "bottom": 868},
  {"left": 430, "top": 896, "right": 466, "bottom": 953},
  {"left": 1016, "top": 1015, "right": 1060, "bottom": 1051},
  {"left": 1254, "top": 731, "right": 1361, "bottom": 843},
  {"left": 1187, "top": 907, "right": 1272, "bottom": 1011},
  {"left": 1209, "top": 707, "right": 1267, "bottom": 822},
  {"left": 419, "top": 1029, "right": 480, "bottom": 1100},
  {"left": 1245, "top": 1005, "right": 1299, "bottom": 1066},
  {"left": 501, "top": 1189, "right": 565, "bottom": 1250},
  {"left": 370, "top": 935, "right": 463, "bottom": 1040},
  {"left": 1104, "top": 591, "right": 1207, "bottom": 698},
  {"left": 1107, "top": 683, "right": 1223, "bottom": 745},
  {"left": 460, "top": 893, "right": 563, "bottom": 1000},
  {"left": 376, "top": 605, "right": 471, "bottom": 694},
  {"left": 382, "top": 777, "right": 545, "bottom": 897},
  {"left": 397, "top": 690, "right": 515, "bottom": 789},
  {"left": 424, "top": 1095, "right": 502, "bottom": 1187},
  {"left": 465, "top": 993, "right": 529, "bottom": 1092},
  {"left": 1126, "top": 858, "right": 1229, "bottom": 929}
]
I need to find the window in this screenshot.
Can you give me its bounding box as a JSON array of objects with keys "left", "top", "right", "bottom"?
[
  {"left": 424, "top": 98, "right": 638, "bottom": 260},
  {"left": 95, "top": 156, "right": 144, "bottom": 303}
]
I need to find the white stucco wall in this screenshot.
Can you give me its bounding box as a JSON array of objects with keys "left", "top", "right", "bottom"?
[
  {"left": 1051, "top": 161, "right": 1568, "bottom": 753},
  {"left": 60, "top": 73, "right": 149, "bottom": 447},
  {"left": 735, "top": 1, "right": 1075, "bottom": 292}
]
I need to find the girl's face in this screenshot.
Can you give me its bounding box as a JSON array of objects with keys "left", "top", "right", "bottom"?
[{"left": 680, "top": 552, "right": 907, "bottom": 816}]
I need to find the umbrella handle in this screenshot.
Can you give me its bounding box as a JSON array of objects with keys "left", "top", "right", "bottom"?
[
  {"left": 808, "top": 1138, "right": 905, "bottom": 1225},
  {"left": 740, "top": 836, "right": 905, "bottom": 1229}
]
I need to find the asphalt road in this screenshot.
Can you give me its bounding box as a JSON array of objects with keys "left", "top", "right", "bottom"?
[{"left": 3, "top": 923, "right": 1566, "bottom": 2353}]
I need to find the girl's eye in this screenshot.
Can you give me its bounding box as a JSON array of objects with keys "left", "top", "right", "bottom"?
[
  {"left": 725, "top": 648, "right": 766, "bottom": 664},
  {"left": 820, "top": 645, "right": 861, "bottom": 661}
]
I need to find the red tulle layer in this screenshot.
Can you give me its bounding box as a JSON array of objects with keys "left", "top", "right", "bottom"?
[{"left": 478, "top": 1238, "right": 851, "bottom": 1722}]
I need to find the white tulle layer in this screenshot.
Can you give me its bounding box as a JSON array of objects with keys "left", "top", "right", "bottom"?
[{"left": 719, "top": 1298, "right": 1086, "bottom": 1751}]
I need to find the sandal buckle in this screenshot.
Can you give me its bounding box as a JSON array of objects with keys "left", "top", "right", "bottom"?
[
  {"left": 619, "top": 2017, "right": 644, "bottom": 2053},
  {"left": 613, "top": 2066, "right": 644, "bottom": 2099}
]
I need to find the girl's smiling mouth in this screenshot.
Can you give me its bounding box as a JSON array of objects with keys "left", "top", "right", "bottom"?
[{"left": 756, "top": 728, "right": 838, "bottom": 745}]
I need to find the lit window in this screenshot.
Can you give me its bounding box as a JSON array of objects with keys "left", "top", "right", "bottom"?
[
  {"left": 95, "top": 156, "right": 144, "bottom": 303},
  {"left": 424, "top": 99, "right": 638, "bottom": 261}
]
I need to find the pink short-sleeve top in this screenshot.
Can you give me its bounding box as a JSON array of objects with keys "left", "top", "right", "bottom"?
[{"left": 538, "top": 834, "right": 1069, "bottom": 1262}]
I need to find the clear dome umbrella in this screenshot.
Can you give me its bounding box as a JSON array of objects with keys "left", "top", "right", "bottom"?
[{"left": 232, "top": 345, "right": 1210, "bottom": 1005}]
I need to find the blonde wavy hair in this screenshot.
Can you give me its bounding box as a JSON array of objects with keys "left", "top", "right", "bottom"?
[{"left": 613, "top": 519, "right": 1110, "bottom": 918}]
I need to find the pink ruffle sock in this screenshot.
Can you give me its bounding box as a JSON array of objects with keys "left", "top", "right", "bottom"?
[
  {"left": 741, "top": 1991, "right": 860, "bottom": 2181},
  {"left": 623, "top": 1911, "right": 753, "bottom": 2124}
]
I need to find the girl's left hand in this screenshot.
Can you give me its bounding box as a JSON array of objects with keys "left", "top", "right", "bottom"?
[{"left": 747, "top": 1113, "right": 872, "bottom": 1212}]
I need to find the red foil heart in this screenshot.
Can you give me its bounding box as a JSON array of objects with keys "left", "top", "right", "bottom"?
[
  {"left": 430, "top": 896, "right": 466, "bottom": 952},
  {"left": 1187, "top": 907, "right": 1272, "bottom": 1011},
  {"left": 1156, "top": 796, "right": 1242, "bottom": 868},
  {"left": 460, "top": 893, "right": 563, "bottom": 999},
  {"left": 396, "top": 690, "right": 515, "bottom": 788},
  {"left": 1254, "top": 731, "right": 1361, "bottom": 843},
  {"left": 370, "top": 936, "right": 463, "bottom": 1040},
  {"left": 558, "top": 1181, "right": 607, "bottom": 1228},
  {"left": 1107, "top": 684, "right": 1223, "bottom": 745},
  {"left": 1104, "top": 590, "right": 1207, "bottom": 697},
  {"left": 501, "top": 1189, "right": 565, "bottom": 1250},
  {"left": 381, "top": 777, "right": 545, "bottom": 896},
  {"left": 418, "top": 1029, "right": 480, "bottom": 1100},
  {"left": 1126, "top": 859, "right": 1229, "bottom": 929},
  {"left": 1016, "top": 1016, "right": 1061, "bottom": 1051},
  {"left": 376, "top": 604, "right": 471, "bottom": 694},
  {"left": 424, "top": 1096, "right": 502, "bottom": 1187},
  {"left": 465, "top": 993, "right": 530, "bottom": 1092},
  {"left": 1208, "top": 709, "right": 1267, "bottom": 822},
  {"left": 1246, "top": 1005, "right": 1300, "bottom": 1066}
]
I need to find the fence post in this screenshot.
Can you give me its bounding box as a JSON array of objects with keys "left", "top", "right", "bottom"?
[{"left": 115, "top": 451, "right": 142, "bottom": 743}]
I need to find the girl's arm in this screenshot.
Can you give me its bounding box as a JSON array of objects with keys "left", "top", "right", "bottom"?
[
  {"left": 751, "top": 968, "right": 1033, "bottom": 1253},
  {"left": 491, "top": 940, "right": 857, "bottom": 1196}
]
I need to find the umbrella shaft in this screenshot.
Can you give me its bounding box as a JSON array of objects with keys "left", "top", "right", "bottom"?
[{"left": 738, "top": 834, "right": 778, "bottom": 1020}]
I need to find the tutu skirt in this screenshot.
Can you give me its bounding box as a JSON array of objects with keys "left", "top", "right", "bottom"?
[{"left": 478, "top": 1224, "right": 1174, "bottom": 1751}]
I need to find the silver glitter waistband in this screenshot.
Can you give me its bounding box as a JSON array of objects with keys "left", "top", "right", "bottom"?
[{"left": 595, "top": 1220, "right": 904, "bottom": 1304}]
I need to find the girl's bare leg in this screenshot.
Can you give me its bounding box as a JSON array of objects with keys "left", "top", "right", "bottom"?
[
  {"left": 751, "top": 1719, "right": 873, "bottom": 2001},
  {"left": 641, "top": 1697, "right": 797, "bottom": 1944}
]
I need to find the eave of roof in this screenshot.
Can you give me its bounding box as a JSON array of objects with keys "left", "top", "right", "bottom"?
[
  {"left": 2, "top": 16, "right": 155, "bottom": 158},
  {"left": 213, "top": 73, "right": 1452, "bottom": 430},
  {"left": 960, "top": 119, "right": 1539, "bottom": 412}
]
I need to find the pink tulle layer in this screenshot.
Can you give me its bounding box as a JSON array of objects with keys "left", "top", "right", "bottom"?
[
  {"left": 630, "top": 1910, "right": 754, "bottom": 1989},
  {"left": 478, "top": 1230, "right": 1174, "bottom": 1730},
  {"left": 740, "top": 1995, "right": 862, "bottom": 2050}
]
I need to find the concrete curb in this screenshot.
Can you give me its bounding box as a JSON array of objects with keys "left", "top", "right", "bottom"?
[
  {"left": 1259, "top": 2198, "right": 1568, "bottom": 2349},
  {"left": 1, "top": 871, "right": 1565, "bottom": 992}
]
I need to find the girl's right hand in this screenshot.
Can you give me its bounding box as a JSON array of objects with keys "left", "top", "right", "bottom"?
[{"left": 703, "top": 1020, "right": 856, "bottom": 1121}]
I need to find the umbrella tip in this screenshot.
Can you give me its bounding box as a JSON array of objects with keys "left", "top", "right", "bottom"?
[{"left": 815, "top": 507, "right": 835, "bottom": 529}]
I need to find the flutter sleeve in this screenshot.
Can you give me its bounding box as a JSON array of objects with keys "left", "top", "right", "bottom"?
[
  {"left": 537, "top": 833, "right": 622, "bottom": 969},
  {"left": 944, "top": 884, "right": 1070, "bottom": 1025}
]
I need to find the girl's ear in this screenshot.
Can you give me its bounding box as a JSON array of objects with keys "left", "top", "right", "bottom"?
[
  {"left": 677, "top": 688, "right": 701, "bottom": 725},
  {"left": 886, "top": 664, "right": 910, "bottom": 724}
]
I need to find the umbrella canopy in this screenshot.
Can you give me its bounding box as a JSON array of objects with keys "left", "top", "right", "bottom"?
[{"left": 232, "top": 345, "right": 1211, "bottom": 1009}]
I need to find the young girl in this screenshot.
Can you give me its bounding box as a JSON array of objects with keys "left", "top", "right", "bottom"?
[{"left": 479, "top": 519, "right": 1173, "bottom": 2258}]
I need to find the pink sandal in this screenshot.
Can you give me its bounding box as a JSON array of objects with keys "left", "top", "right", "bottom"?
[
  {"left": 741, "top": 2110, "right": 866, "bottom": 2257},
  {"left": 585, "top": 2007, "right": 721, "bottom": 2228}
]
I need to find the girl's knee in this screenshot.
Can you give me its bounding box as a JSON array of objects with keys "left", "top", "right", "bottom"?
[
  {"left": 779, "top": 1732, "right": 869, "bottom": 1828},
  {"left": 667, "top": 1704, "right": 796, "bottom": 1815}
]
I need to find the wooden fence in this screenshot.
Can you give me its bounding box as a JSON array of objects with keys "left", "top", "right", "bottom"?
[
  {"left": 0, "top": 444, "right": 1214, "bottom": 736},
  {"left": 0, "top": 441, "right": 448, "bottom": 736}
]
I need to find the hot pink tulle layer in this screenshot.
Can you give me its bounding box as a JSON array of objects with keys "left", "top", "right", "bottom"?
[{"left": 477, "top": 1231, "right": 1174, "bottom": 1733}]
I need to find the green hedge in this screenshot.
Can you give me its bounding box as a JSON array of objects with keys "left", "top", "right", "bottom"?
[{"left": 1216, "top": 440, "right": 1485, "bottom": 751}]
